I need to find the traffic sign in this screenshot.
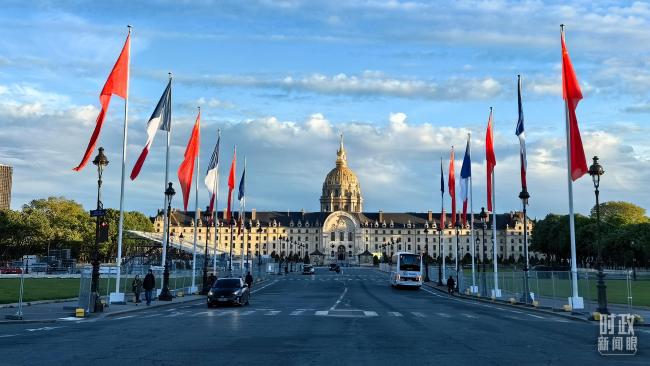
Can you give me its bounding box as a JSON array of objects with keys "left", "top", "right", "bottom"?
[{"left": 90, "top": 209, "right": 107, "bottom": 217}]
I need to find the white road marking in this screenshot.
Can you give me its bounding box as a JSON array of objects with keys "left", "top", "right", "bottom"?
[
  {"left": 142, "top": 313, "right": 162, "bottom": 318},
  {"left": 26, "top": 326, "right": 64, "bottom": 332},
  {"left": 164, "top": 312, "right": 185, "bottom": 318},
  {"left": 526, "top": 313, "right": 545, "bottom": 319},
  {"left": 315, "top": 311, "right": 329, "bottom": 316},
  {"left": 462, "top": 313, "right": 478, "bottom": 319},
  {"left": 330, "top": 287, "right": 348, "bottom": 311},
  {"left": 0, "top": 334, "right": 18, "bottom": 338},
  {"left": 290, "top": 310, "right": 304, "bottom": 316},
  {"left": 240, "top": 310, "right": 256, "bottom": 316},
  {"left": 215, "top": 310, "right": 237, "bottom": 317},
  {"left": 164, "top": 308, "right": 177, "bottom": 312},
  {"left": 265, "top": 310, "right": 281, "bottom": 316},
  {"left": 251, "top": 281, "right": 278, "bottom": 294},
  {"left": 388, "top": 312, "right": 403, "bottom": 317},
  {"left": 364, "top": 311, "right": 378, "bottom": 317},
  {"left": 412, "top": 312, "right": 428, "bottom": 318},
  {"left": 435, "top": 312, "right": 450, "bottom": 318},
  {"left": 114, "top": 315, "right": 136, "bottom": 320},
  {"left": 58, "top": 317, "right": 82, "bottom": 321}
]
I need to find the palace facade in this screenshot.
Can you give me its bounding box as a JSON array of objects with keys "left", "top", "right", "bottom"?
[{"left": 154, "top": 136, "right": 533, "bottom": 265}]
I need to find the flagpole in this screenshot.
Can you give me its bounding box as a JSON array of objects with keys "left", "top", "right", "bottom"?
[
  {"left": 229, "top": 145, "right": 236, "bottom": 276},
  {"left": 161, "top": 72, "right": 172, "bottom": 282},
  {"left": 451, "top": 146, "right": 458, "bottom": 290},
  {"left": 491, "top": 171, "right": 500, "bottom": 298},
  {"left": 112, "top": 25, "right": 131, "bottom": 303},
  {"left": 441, "top": 156, "right": 446, "bottom": 281},
  {"left": 561, "top": 24, "right": 583, "bottom": 309},
  {"left": 191, "top": 106, "right": 200, "bottom": 293},
  {"left": 468, "top": 133, "right": 476, "bottom": 293},
  {"left": 212, "top": 129, "right": 220, "bottom": 276},
  {"left": 241, "top": 157, "right": 247, "bottom": 276}
]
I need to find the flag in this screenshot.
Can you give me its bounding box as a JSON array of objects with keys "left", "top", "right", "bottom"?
[
  {"left": 440, "top": 158, "right": 445, "bottom": 230},
  {"left": 516, "top": 75, "right": 527, "bottom": 189},
  {"left": 448, "top": 147, "right": 456, "bottom": 227},
  {"left": 237, "top": 162, "right": 246, "bottom": 233},
  {"left": 205, "top": 132, "right": 220, "bottom": 212},
  {"left": 130, "top": 79, "right": 172, "bottom": 180},
  {"left": 177, "top": 110, "right": 201, "bottom": 211},
  {"left": 561, "top": 30, "right": 588, "bottom": 181},
  {"left": 486, "top": 108, "right": 496, "bottom": 212},
  {"left": 460, "top": 137, "right": 471, "bottom": 226},
  {"left": 238, "top": 165, "right": 246, "bottom": 202},
  {"left": 73, "top": 32, "right": 130, "bottom": 171},
  {"left": 226, "top": 147, "right": 237, "bottom": 222}
]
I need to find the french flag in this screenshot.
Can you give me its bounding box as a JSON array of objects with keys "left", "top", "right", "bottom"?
[
  {"left": 460, "top": 136, "right": 471, "bottom": 226},
  {"left": 516, "top": 75, "right": 527, "bottom": 189},
  {"left": 205, "top": 131, "right": 220, "bottom": 213},
  {"left": 130, "top": 79, "right": 172, "bottom": 180}
]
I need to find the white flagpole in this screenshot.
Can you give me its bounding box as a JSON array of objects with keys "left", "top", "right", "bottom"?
[
  {"left": 112, "top": 25, "right": 131, "bottom": 303},
  {"left": 161, "top": 73, "right": 172, "bottom": 284},
  {"left": 561, "top": 24, "right": 583, "bottom": 310},
  {"left": 212, "top": 130, "right": 220, "bottom": 275},
  {"left": 469, "top": 133, "right": 476, "bottom": 293},
  {"left": 441, "top": 156, "right": 446, "bottom": 281},
  {"left": 240, "top": 157, "right": 246, "bottom": 275},
  {"left": 491, "top": 172, "right": 500, "bottom": 298},
  {"left": 191, "top": 107, "right": 200, "bottom": 293}
]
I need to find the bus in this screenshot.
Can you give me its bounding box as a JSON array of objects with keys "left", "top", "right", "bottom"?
[{"left": 389, "top": 252, "right": 422, "bottom": 288}]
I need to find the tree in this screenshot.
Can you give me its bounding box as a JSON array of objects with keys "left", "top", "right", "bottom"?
[
  {"left": 591, "top": 201, "right": 648, "bottom": 226},
  {"left": 372, "top": 255, "right": 379, "bottom": 266}
]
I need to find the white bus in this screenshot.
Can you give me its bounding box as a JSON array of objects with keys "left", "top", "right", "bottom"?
[{"left": 389, "top": 252, "right": 422, "bottom": 288}]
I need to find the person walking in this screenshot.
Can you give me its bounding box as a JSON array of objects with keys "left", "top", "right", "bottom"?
[
  {"left": 143, "top": 269, "right": 156, "bottom": 306},
  {"left": 446, "top": 275, "right": 455, "bottom": 295},
  {"left": 245, "top": 271, "right": 253, "bottom": 290},
  {"left": 131, "top": 275, "right": 143, "bottom": 304}
]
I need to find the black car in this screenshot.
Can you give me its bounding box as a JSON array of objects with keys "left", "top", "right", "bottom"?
[
  {"left": 329, "top": 263, "right": 338, "bottom": 271},
  {"left": 207, "top": 278, "right": 250, "bottom": 307},
  {"left": 303, "top": 265, "right": 315, "bottom": 275}
]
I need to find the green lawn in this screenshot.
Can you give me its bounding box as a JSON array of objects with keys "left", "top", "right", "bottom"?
[{"left": 0, "top": 275, "right": 205, "bottom": 304}]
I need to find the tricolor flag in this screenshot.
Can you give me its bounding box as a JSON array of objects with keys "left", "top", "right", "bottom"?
[
  {"left": 73, "top": 31, "right": 130, "bottom": 171},
  {"left": 460, "top": 137, "right": 471, "bottom": 226},
  {"left": 485, "top": 108, "right": 496, "bottom": 212},
  {"left": 177, "top": 109, "right": 201, "bottom": 211},
  {"left": 130, "top": 79, "right": 172, "bottom": 180},
  {"left": 205, "top": 131, "right": 220, "bottom": 212},
  {"left": 448, "top": 147, "right": 456, "bottom": 227},
  {"left": 561, "top": 29, "right": 588, "bottom": 181},
  {"left": 516, "top": 75, "right": 527, "bottom": 189},
  {"left": 226, "top": 146, "right": 237, "bottom": 222},
  {"left": 237, "top": 160, "right": 246, "bottom": 233}
]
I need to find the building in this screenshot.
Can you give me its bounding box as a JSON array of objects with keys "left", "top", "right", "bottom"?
[
  {"left": 154, "top": 136, "right": 533, "bottom": 265},
  {"left": 0, "top": 164, "right": 12, "bottom": 210}
]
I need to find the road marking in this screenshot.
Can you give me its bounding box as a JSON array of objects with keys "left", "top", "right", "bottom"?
[
  {"left": 330, "top": 287, "right": 348, "bottom": 311},
  {"left": 26, "top": 326, "right": 64, "bottom": 332},
  {"left": 0, "top": 334, "right": 18, "bottom": 338},
  {"left": 164, "top": 308, "right": 177, "bottom": 312},
  {"left": 364, "top": 311, "right": 378, "bottom": 317},
  {"left": 526, "top": 313, "right": 545, "bottom": 319},
  {"left": 251, "top": 281, "right": 278, "bottom": 294},
  {"left": 240, "top": 310, "right": 256, "bottom": 316},
  {"left": 164, "top": 312, "right": 185, "bottom": 318},
  {"left": 315, "top": 311, "right": 329, "bottom": 316},
  {"left": 114, "top": 315, "right": 136, "bottom": 320},
  {"left": 265, "top": 310, "right": 281, "bottom": 316},
  {"left": 58, "top": 317, "right": 82, "bottom": 321},
  {"left": 290, "top": 310, "right": 304, "bottom": 316},
  {"left": 215, "top": 310, "right": 237, "bottom": 317},
  {"left": 142, "top": 313, "right": 162, "bottom": 318},
  {"left": 412, "top": 312, "right": 428, "bottom": 318},
  {"left": 388, "top": 312, "right": 403, "bottom": 317},
  {"left": 434, "top": 312, "right": 449, "bottom": 318},
  {"left": 461, "top": 313, "right": 478, "bottom": 319}
]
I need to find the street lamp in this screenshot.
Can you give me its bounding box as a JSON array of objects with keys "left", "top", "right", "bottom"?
[
  {"left": 423, "top": 227, "right": 430, "bottom": 282},
  {"left": 91, "top": 147, "right": 108, "bottom": 312},
  {"left": 201, "top": 206, "right": 211, "bottom": 295},
  {"left": 159, "top": 182, "right": 175, "bottom": 301},
  {"left": 480, "top": 207, "right": 488, "bottom": 297},
  {"left": 519, "top": 187, "right": 532, "bottom": 304},
  {"left": 437, "top": 224, "right": 443, "bottom": 286},
  {"left": 589, "top": 156, "right": 608, "bottom": 314}
]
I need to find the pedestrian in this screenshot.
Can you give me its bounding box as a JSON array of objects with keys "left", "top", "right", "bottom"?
[
  {"left": 143, "top": 269, "right": 156, "bottom": 306},
  {"left": 446, "top": 275, "right": 455, "bottom": 295},
  {"left": 207, "top": 273, "right": 216, "bottom": 288},
  {"left": 131, "top": 275, "right": 143, "bottom": 304},
  {"left": 245, "top": 271, "right": 253, "bottom": 290},
  {"left": 284, "top": 264, "right": 288, "bottom": 275}
]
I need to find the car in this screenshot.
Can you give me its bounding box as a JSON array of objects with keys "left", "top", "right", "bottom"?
[
  {"left": 302, "top": 265, "right": 315, "bottom": 275},
  {"left": 329, "top": 263, "right": 338, "bottom": 271},
  {"left": 207, "top": 278, "right": 250, "bottom": 307}
]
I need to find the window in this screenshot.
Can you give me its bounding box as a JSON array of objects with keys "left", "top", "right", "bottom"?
[
  {"left": 407, "top": 245, "right": 411, "bottom": 251},
  {"left": 375, "top": 237, "right": 378, "bottom": 242},
  {"left": 348, "top": 232, "right": 353, "bottom": 241},
  {"left": 339, "top": 232, "right": 344, "bottom": 241},
  {"left": 407, "top": 237, "right": 411, "bottom": 242},
  {"left": 331, "top": 232, "right": 335, "bottom": 241},
  {"left": 417, "top": 238, "right": 420, "bottom": 243},
  {"left": 519, "top": 246, "right": 522, "bottom": 251},
  {"left": 466, "top": 245, "right": 469, "bottom": 251},
  {"left": 511, "top": 246, "right": 514, "bottom": 251}
]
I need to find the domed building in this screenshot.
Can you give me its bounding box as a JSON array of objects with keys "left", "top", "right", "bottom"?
[
  {"left": 320, "top": 134, "right": 363, "bottom": 213},
  {"left": 155, "top": 135, "right": 534, "bottom": 268}
]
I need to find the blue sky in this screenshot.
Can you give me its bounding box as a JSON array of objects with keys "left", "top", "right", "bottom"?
[{"left": 1, "top": 0, "right": 649, "bottom": 218}]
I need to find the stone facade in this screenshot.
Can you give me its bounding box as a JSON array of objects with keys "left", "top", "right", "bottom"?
[{"left": 154, "top": 138, "right": 533, "bottom": 265}]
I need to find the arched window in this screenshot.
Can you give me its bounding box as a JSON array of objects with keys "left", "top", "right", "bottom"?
[
  {"left": 339, "top": 231, "right": 344, "bottom": 241},
  {"left": 348, "top": 232, "right": 353, "bottom": 241}
]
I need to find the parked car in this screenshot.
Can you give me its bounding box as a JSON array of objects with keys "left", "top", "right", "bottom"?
[
  {"left": 303, "top": 265, "right": 315, "bottom": 275},
  {"left": 329, "top": 263, "right": 338, "bottom": 271},
  {"left": 207, "top": 278, "right": 250, "bottom": 307}
]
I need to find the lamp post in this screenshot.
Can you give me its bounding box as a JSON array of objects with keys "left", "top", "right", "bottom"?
[
  {"left": 519, "top": 188, "right": 532, "bottom": 304},
  {"left": 91, "top": 147, "right": 108, "bottom": 312},
  {"left": 588, "top": 156, "right": 608, "bottom": 314},
  {"left": 455, "top": 219, "right": 461, "bottom": 291},
  {"left": 178, "top": 232, "right": 184, "bottom": 270},
  {"left": 437, "top": 225, "right": 443, "bottom": 286},
  {"left": 424, "top": 227, "right": 430, "bottom": 282},
  {"left": 480, "top": 207, "right": 488, "bottom": 297},
  {"left": 201, "top": 206, "right": 211, "bottom": 295},
  {"left": 159, "top": 182, "right": 175, "bottom": 301},
  {"left": 257, "top": 227, "right": 263, "bottom": 266}
]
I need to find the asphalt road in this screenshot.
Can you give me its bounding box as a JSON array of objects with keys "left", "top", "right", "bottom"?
[{"left": 1, "top": 267, "right": 648, "bottom": 365}]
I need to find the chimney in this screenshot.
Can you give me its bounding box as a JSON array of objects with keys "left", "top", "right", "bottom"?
[
  {"left": 428, "top": 210, "right": 433, "bottom": 222},
  {"left": 301, "top": 208, "right": 305, "bottom": 217},
  {"left": 222, "top": 209, "right": 228, "bottom": 221},
  {"left": 379, "top": 209, "right": 383, "bottom": 223},
  {"left": 251, "top": 208, "right": 257, "bottom": 221}
]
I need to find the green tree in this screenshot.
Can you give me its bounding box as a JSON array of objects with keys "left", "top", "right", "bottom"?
[{"left": 591, "top": 201, "right": 648, "bottom": 226}]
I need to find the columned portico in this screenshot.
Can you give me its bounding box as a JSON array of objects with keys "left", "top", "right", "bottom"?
[{"left": 322, "top": 211, "right": 361, "bottom": 265}]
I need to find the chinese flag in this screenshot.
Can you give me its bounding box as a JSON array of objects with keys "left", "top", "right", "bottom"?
[
  {"left": 177, "top": 110, "right": 201, "bottom": 211},
  {"left": 485, "top": 109, "right": 496, "bottom": 211},
  {"left": 561, "top": 31, "right": 588, "bottom": 181},
  {"left": 73, "top": 32, "right": 130, "bottom": 171},
  {"left": 448, "top": 148, "right": 456, "bottom": 227},
  {"left": 226, "top": 147, "right": 237, "bottom": 222}
]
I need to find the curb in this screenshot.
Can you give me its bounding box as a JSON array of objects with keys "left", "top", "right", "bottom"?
[
  {"left": 0, "top": 297, "right": 78, "bottom": 309},
  {"left": 422, "top": 282, "right": 590, "bottom": 323}
]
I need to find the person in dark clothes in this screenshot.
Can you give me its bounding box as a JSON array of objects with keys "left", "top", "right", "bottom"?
[
  {"left": 245, "top": 271, "right": 253, "bottom": 290},
  {"left": 131, "top": 275, "right": 143, "bottom": 304},
  {"left": 143, "top": 269, "right": 156, "bottom": 305},
  {"left": 446, "top": 275, "right": 455, "bottom": 294}
]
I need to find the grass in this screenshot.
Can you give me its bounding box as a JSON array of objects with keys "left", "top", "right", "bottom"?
[{"left": 0, "top": 275, "right": 205, "bottom": 304}]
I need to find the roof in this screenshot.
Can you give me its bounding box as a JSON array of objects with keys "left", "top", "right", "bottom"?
[{"left": 161, "top": 209, "right": 526, "bottom": 231}]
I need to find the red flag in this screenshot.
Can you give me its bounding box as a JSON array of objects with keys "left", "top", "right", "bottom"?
[
  {"left": 448, "top": 147, "right": 456, "bottom": 227},
  {"left": 440, "top": 209, "right": 445, "bottom": 230},
  {"left": 73, "top": 32, "right": 130, "bottom": 171},
  {"left": 485, "top": 108, "right": 496, "bottom": 211},
  {"left": 561, "top": 30, "right": 588, "bottom": 181},
  {"left": 226, "top": 147, "right": 237, "bottom": 222},
  {"left": 177, "top": 110, "right": 201, "bottom": 211}
]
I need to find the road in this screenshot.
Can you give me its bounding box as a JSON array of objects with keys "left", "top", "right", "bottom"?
[{"left": 1, "top": 267, "right": 648, "bottom": 365}]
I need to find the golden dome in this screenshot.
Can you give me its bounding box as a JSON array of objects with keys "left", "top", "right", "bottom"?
[{"left": 320, "top": 134, "right": 363, "bottom": 212}]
